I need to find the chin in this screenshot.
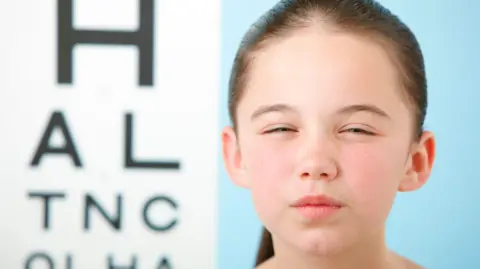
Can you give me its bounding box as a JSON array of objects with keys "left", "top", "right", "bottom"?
[{"left": 293, "top": 227, "right": 355, "bottom": 256}]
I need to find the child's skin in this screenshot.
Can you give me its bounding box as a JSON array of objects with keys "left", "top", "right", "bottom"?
[{"left": 222, "top": 24, "right": 435, "bottom": 269}]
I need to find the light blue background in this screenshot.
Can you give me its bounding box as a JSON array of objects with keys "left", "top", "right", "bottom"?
[{"left": 219, "top": 1, "right": 480, "bottom": 269}]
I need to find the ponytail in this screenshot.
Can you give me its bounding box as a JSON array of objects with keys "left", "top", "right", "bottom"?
[{"left": 254, "top": 226, "right": 274, "bottom": 266}]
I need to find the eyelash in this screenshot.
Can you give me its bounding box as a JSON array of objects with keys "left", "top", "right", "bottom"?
[
  {"left": 263, "top": 127, "right": 375, "bottom": 136},
  {"left": 263, "top": 127, "right": 295, "bottom": 134},
  {"left": 343, "top": 128, "right": 375, "bottom": 136}
]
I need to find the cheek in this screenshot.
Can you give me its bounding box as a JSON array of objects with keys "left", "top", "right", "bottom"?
[
  {"left": 242, "top": 140, "right": 296, "bottom": 215},
  {"left": 341, "top": 144, "right": 405, "bottom": 219},
  {"left": 244, "top": 141, "right": 294, "bottom": 191}
]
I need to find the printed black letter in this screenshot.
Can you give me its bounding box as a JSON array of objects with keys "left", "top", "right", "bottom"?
[
  {"left": 30, "top": 111, "right": 82, "bottom": 168},
  {"left": 124, "top": 113, "right": 180, "bottom": 170},
  {"left": 28, "top": 192, "right": 66, "bottom": 230},
  {"left": 57, "top": 0, "right": 155, "bottom": 86}
]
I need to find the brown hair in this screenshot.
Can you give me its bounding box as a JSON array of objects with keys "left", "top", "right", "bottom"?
[{"left": 226, "top": 0, "right": 427, "bottom": 266}]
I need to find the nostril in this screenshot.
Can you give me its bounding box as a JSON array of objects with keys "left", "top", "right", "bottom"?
[
  {"left": 300, "top": 172, "right": 331, "bottom": 180},
  {"left": 300, "top": 172, "right": 310, "bottom": 179}
]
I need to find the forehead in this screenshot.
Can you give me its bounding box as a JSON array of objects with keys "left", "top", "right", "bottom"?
[{"left": 239, "top": 27, "right": 405, "bottom": 115}]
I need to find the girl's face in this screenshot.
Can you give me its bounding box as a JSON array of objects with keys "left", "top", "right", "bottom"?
[{"left": 222, "top": 27, "right": 434, "bottom": 255}]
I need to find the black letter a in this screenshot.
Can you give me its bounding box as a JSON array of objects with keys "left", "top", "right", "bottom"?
[{"left": 30, "top": 111, "right": 83, "bottom": 167}]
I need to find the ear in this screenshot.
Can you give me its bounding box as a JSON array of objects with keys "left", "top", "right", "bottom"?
[
  {"left": 221, "top": 126, "right": 250, "bottom": 189},
  {"left": 399, "top": 131, "right": 436, "bottom": 192}
]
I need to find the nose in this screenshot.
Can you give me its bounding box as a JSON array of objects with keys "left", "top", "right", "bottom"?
[{"left": 297, "top": 134, "right": 339, "bottom": 181}]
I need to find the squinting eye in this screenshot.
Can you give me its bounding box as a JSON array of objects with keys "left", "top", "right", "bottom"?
[
  {"left": 264, "top": 127, "right": 295, "bottom": 134},
  {"left": 343, "top": 128, "right": 375, "bottom": 135}
]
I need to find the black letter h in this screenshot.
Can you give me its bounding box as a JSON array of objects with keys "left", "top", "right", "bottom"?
[{"left": 57, "top": 0, "right": 154, "bottom": 86}]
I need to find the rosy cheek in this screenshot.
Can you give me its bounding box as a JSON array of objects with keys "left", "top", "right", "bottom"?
[
  {"left": 245, "top": 139, "right": 294, "bottom": 192},
  {"left": 340, "top": 145, "right": 400, "bottom": 220}
]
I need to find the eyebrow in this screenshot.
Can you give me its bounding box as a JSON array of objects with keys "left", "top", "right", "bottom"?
[
  {"left": 337, "top": 104, "right": 390, "bottom": 119},
  {"left": 250, "top": 103, "right": 390, "bottom": 121},
  {"left": 250, "top": 103, "right": 297, "bottom": 121}
]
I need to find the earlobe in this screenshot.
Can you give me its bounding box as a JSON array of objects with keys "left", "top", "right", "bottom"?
[
  {"left": 221, "top": 126, "right": 250, "bottom": 189},
  {"left": 399, "top": 131, "right": 436, "bottom": 192}
]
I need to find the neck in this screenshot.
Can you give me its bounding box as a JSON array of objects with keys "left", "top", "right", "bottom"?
[{"left": 272, "top": 229, "right": 397, "bottom": 269}]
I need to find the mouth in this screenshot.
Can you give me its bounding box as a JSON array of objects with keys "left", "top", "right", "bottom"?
[
  {"left": 291, "top": 195, "right": 344, "bottom": 220},
  {"left": 291, "top": 194, "right": 344, "bottom": 207}
]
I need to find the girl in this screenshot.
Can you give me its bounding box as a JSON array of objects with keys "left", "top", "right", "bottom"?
[{"left": 222, "top": 0, "right": 436, "bottom": 268}]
